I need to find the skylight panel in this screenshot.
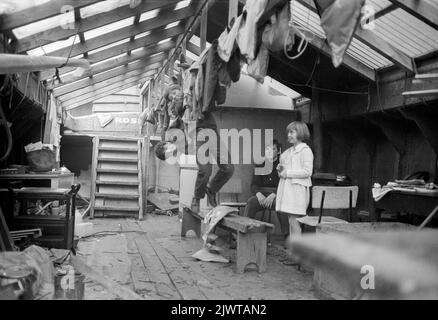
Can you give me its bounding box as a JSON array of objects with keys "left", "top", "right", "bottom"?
[
  {"left": 80, "top": 0, "right": 131, "bottom": 19},
  {"left": 139, "top": 9, "right": 160, "bottom": 22},
  {"left": 134, "top": 30, "right": 151, "bottom": 40},
  {"left": 175, "top": 0, "right": 192, "bottom": 10},
  {"left": 87, "top": 38, "right": 130, "bottom": 55},
  {"left": 165, "top": 21, "right": 180, "bottom": 29},
  {"left": 84, "top": 17, "right": 134, "bottom": 41},
  {"left": 27, "top": 35, "right": 80, "bottom": 55},
  {"left": 13, "top": 10, "right": 75, "bottom": 39}
]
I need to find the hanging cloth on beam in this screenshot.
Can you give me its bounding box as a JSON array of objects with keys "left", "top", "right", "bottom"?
[
  {"left": 236, "top": 0, "right": 269, "bottom": 61},
  {"left": 313, "top": 0, "right": 365, "bottom": 68}
]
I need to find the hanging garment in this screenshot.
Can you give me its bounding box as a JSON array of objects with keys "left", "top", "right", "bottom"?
[
  {"left": 247, "top": 43, "right": 269, "bottom": 83},
  {"left": 236, "top": 0, "right": 269, "bottom": 61},
  {"left": 313, "top": 0, "right": 365, "bottom": 67},
  {"left": 262, "top": 3, "right": 295, "bottom": 52},
  {"left": 192, "top": 206, "right": 238, "bottom": 263},
  {"left": 227, "top": 49, "right": 242, "bottom": 83},
  {"left": 218, "top": 15, "right": 243, "bottom": 62}
]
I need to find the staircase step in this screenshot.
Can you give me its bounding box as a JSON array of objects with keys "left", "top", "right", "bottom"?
[
  {"left": 96, "top": 180, "right": 139, "bottom": 186},
  {"left": 95, "top": 192, "right": 139, "bottom": 199},
  {"left": 99, "top": 137, "right": 138, "bottom": 141},
  {"left": 98, "top": 147, "right": 138, "bottom": 152},
  {"left": 97, "top": 157, "right": 138, "bottom": 163},
  {"left": 97, "top": 168, "right": 138, "bottom": 174},
  {"left": 94, "top": 206, "right": 139, "bottom": 212}
]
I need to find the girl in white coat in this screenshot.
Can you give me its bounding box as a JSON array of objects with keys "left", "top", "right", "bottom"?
[{"left": 276, "top": 121, "right": 314, "bottom": 240}]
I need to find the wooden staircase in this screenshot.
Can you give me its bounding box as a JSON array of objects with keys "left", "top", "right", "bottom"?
[{"left": 90, "top": 136, "right": 148, "bottom": 220}]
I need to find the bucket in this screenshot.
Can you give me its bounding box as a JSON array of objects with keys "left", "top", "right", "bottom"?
[{"left": 54, "top": 267, "right": 85, "bottom": 300}]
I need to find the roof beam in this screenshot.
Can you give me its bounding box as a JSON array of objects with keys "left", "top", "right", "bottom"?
[
  {"left": 48, "top": 41, "right": 174, "bottom": 88},
  {"left": 63, "top": 74, "right": 154, "bottom": 110},
  {"left": 54, "top": 60, "right": 163, "bottom": 98},
  {"left": 57, "top": 64, "right": 161, "bottom": 102},
  {"left": 296, "top": 0, "right": 414, "bottom": 73},
  {"left": 40, "top": 5, "right": 195, "bottom": 61},
  {"left": 0, "top": 0, "right": 101, "bottom": 32},
  {"left": 40, "top": 25, "right": 184, "bottom": 80},
  {"left": 387, "top": 0, "right": 438, "bottom": 30},
  {"left": 300, "top": 30, "right": 376, "bottom": 82},
  {"left": 15, "top": 0, "right": 181, "bottom": 53},
  {"left": 236, "top": 0, "right": 375, "bottom": 80},
  {"left": 374, "top": 4, "right": 397, "bottom": 20}
]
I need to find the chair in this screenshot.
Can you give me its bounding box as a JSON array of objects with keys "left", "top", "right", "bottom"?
[{"left": 297, "top": 186, "right": 359, "bottom": 228}]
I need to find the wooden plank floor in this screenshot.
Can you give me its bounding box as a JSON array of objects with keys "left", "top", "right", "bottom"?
[{"left": 76, "top": 215, "right": 318, "bottom": 300}]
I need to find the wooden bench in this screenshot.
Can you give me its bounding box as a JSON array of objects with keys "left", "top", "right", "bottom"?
[{"left": 181, "top": 206, "right": 274, "bottom": 273}]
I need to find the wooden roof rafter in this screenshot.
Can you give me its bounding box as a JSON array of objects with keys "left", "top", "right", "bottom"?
[
  {"left": 53, "top": 58, "right": 167, "bottom": 98},
  {"left": 39, "top": 24, "right": 184, "bottom": 81},
  {"left": 0, "top": 0, "right": 101, "bottom": 32},
  {"left": 14, "top": 0, "right": 185, "bottom": 53},
  {"left": 36, "top": 5, "right": 195, "bottom": 61},
  {"left": 295, "top": 0, "right": 415, "bottom": 73},
  {"left": 57, "top": 64, "right": 162, "bottom": 102},
  {"left": 387, "top": 0, "right": 438, "bottom": 30},
  {"left": 62, "top": 71, "right": 157, "bottom": 110},
  {"left": 48, "top": 41, "right": 174, "bottom": 89}
]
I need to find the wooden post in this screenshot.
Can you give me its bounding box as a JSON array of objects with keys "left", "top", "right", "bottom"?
[
  {"left": 168, "top": 50, "right": 174, "bottom": 79},
  {"left": 311, "top": 82, "right": 323, "bottom": 172},
  {"left": 200, "top": 4, "right": 208, "bottom": 52}
]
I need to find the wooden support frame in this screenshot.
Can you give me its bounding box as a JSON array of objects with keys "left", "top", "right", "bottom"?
[
  {"left": 62, "top": 73, "right": 156, "bottom": 110},
  {"left": 0, "top": 0, "right": 101, "bottom": 32},
  {"left": 365, "top": 115, "right": 408, "bottom": 155},
  {"left": 234, "top": 0, "right": 375, "bottom": 81},
  {"left": 54, "top": 60, "right": 163, "bottom": 98},
  {"left": 90, "top": 136, "right": 99, "bottom": 219},
  {"left": 387, "top": 0, "right": 438, "bottom": 30},
  {"left": 200, "top": 4, "right": 208, "bottom": 52},
  {"left": 300, "top": 29, "right": 376, "bottom": 82},
  {"left": 15, "top": 0, "right": 182, "bottom": 53},
  {"left": 61, "top": 71, "right": 156, "bottom": 109},
  {"left": 57, "top": 64, "right": 161, "bottom": 102},
  {"left": 39, "top": 25, "right": 184, "bottom": 80},
  {"left": 295, "top": 0, "right": 414, "bottom": 73},
  {"left": 49, "top": 43, "right": 172, "bottom": 88},
  {"left": 400, "top": 108, "right": 438, "bottom": 155},
  {"left": 41, "top": 5, "right": 195, "bottom": 61}
]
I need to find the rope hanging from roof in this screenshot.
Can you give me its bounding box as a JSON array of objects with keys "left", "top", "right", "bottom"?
[{"left": 284, "top": 0, "right": 309, "bottom": 60}]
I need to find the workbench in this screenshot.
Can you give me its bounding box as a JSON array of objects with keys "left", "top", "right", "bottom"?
[
  {"left": 373, "top": 189, "right": 438, "bottom": 222},
  {"left": 0, "top": 172, "right": 74, "bottom": 189}
]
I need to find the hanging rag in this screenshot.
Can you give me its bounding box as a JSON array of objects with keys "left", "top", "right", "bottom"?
[
  {"left": 236, "top": 0, "right": 269, "bottom": 61},
  {"left": 261, "top": 2, "right": 295, "bottom": 52},
  {"left": 313, "top": 0, "right": 365, "bottom": 67},
  {"left": 192, "top": 206, "right": 239, "bottom": 263},
  {"left": 247, "top": 43, "right": 269, "bottom": 83},
  {"left": 218, "top": 15, "right": 243, "bottom": 62}
]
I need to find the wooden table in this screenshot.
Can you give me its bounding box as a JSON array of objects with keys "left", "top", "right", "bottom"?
[
  {"left": 373, "top": 189, "right": 438, "bottom": 222},
  {"left": 0, "top": 172, "right": 74, "bottom": 189}
]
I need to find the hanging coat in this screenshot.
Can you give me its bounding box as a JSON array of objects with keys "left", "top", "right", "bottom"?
[{"left": 276, "top": 143, "right": 314, "bottom": 215}]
